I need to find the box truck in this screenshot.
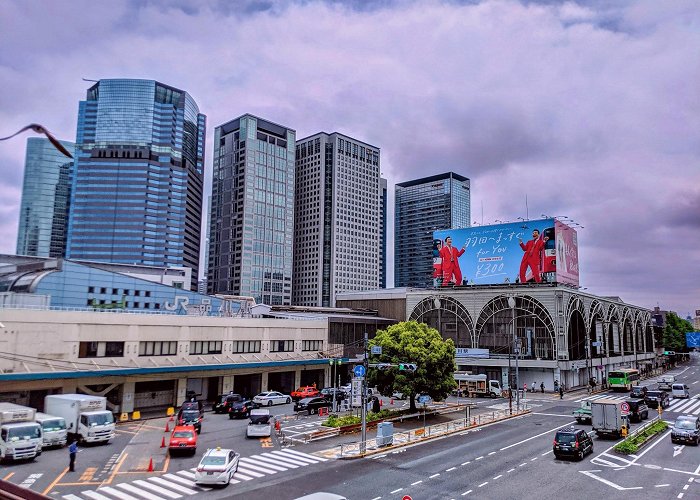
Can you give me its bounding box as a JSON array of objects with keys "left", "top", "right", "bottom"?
[
  {"left": 0, "top": 402, "right": 43, "bottom": 462},
  {"left": 591, "top": 398, "right": 630, "bottom": 438},
  {"left": 454, "top": 373, "right": 503, "bottom": 398},
  {"left": 35, "top": 412, "right": 68, "bottom": 448},
  {"left": 44, "top": 394, "right": 115, "bottom": 444}
]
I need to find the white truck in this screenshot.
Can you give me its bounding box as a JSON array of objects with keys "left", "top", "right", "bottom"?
[
  {"left": 0, "top": 402, "right": 43, "bottom": 462},
  {"left": 35, "top": 412, "right": 68, "bottom": 448},
  {"left": 454, "top": 373, "right": 503, "bottom": 398},
  {"left": 44, "top": 394, "right": 115, "bottom": 444},
  {"left": 591, "top": 398, "right": 630, "bottom": 438},
  {"left": 658, "top": 375, "right": 675, "bottom": 391}
]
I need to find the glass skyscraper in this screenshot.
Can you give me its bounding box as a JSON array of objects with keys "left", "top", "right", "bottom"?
[
  {"left": 16, "top": 137, "right": 75, "bottom": 257},
  {"left": 66, "top": 79, "right": 206, "bottom": 289},
  {"left": 394, "top": 172, "right": 471, "bottom": 288},
  {"left": 208, "top": 115, "right": 296, "bottom": 305}
]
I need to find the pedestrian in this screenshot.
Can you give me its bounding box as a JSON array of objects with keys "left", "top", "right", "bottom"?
[
  {"left": 523, "top": 382, "right": 527, "bottom": 394},
  {"left": 540, "top": 382, "right": 544, "bottom": 393},
  {"left": 559, "top": 385, "right": 564, "bottom": 400},
  {"left": 531, "top": 381, "right": 536, "bottom": 393},
  {"left": 68, "top": 440, "right": 78, "bottom": 472}
]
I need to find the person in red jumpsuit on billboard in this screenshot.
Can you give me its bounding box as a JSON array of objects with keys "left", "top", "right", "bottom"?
[
  {"left": 440, "top": 236, "right": 466, "bottom": 286},
  {"left": 518, "top": 229, "right": 549, "bottom": 283}
]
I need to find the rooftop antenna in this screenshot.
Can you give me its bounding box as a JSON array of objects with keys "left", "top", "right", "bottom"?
[{"left": 525, "top": 194, "right": 529, "bottom": 220}]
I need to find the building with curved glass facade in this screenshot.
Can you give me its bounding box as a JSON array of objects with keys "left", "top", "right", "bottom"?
[
  {"left": 66, "top": 79, "right": 206, "bottom": 289},
  {"left": 16, "top": 138, "right": 75, "bottom": 258},
  {"left": 394, "top": 172, "right": 471, "bottom": 287}
]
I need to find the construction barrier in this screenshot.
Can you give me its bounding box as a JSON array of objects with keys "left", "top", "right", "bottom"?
[
  {"left": 166, "top": 407, "right": 175, "bottom": 416},
  {"left": 318, "top": 407, "right": 329, "bottom": 417},
  {"left": 119, "top": 412, "right": 129, "bottom": 422},
  {"left": 132, "top": 410, "right": 141, "bottom": 420}
]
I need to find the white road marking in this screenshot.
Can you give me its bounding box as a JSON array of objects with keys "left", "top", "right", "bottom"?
[
  {"left": 430, "top": 473, "right": 440, "bottom": 478},
  {"left": 82, "top": 494, "right": 113, "bottom": 500},
  {"left": 411, "top": 481, "right": 423, "bottom": 486},
  {"left": 161, "top": 474, "right": 209, "bottom": 491},
  {"left": 233, "top": 471, "right": 255, "bottom": 481},
  {"left": 531, "top": 457, "right": 537, "bottom": 461},
  {"left": 239, "top": 458, "right": 279, "bottom": 474},
  {"left": 133, "top": 480, "right": 182, "bottom": 499},
  {"left": 683, "top": 485, "right": 689, "bottom": 490},
  {"left": 116, "top": 483, "right": 166, "bottom": 500},
  {"left": 500, "top": 421, "right": 576, "bottom": 451},
  {"left": 94, "top": 487, "right": 139, "bottom": 500},
  {"left": 507, "top": 468, "right": 515, "bottom": 473},
  {"left": 478, "top": 482, "right": 488, "bottom": 487},
  {"left": 446, "top": 467, "right": 456, "bottom": 472},
  {"left": 488, "top": 452, "right": 496, "bottom": 456},
  {"left": 579, "top": 470, "right": 643, "bottom": 490},
  {"left": 176, "top": 470, "right": 196, "bottom": 479},
  {"left": 542, "top": 450, "right": 553, "bottom": 456},
  {"left": 279, "top": 449, "right": 325, "bottom": 462},
  {"left": 233, "top": 465, "right": 265, "bottom": 478},
  {"left": 147, "top": 477, "right": 198, "bottom": 495},
  {"left": 655, "top": 484, "right": 670, "bottom": 487},
  {"left": 371, "top": 497, "right": 381, "bottom": 500},
  {"left": 247, "top": 455, "right": 291, "bottom": 470},
  {"left": 390, "top": 488, "right": 403, "bottom": 494},
  {"left": 461, "top": 461, "right": 471, "bottom": 466},
  {"left": 63, "top": 496, "right": 83, "bottom": 500},
  {"left": 461, "top": 491, "right": 472, "bottom": 496},
  {"left": 476, "top": 456, "right": 484, "bottom": 460},
  {"left": 493, "top": 475, "right": 502, "bottom": 480}
]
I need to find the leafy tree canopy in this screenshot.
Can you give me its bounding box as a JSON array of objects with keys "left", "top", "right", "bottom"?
[
  {"left": 368, "top": 321, "right": 456, "bottom": 411},
  {"left": 663, "top": 312, "right": 694, "bottom": 353}
]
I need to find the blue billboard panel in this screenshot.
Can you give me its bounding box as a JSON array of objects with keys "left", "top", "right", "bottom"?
[
  {"left": 433, "top": 219, "right": 579, "bottom": 286},
  {"left": 686, "top": 332, "right": 700, "bottom": 348}
]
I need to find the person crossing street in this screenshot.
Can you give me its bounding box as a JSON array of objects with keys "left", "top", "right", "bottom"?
[{"left": 68, "top": 440, "right": 79, "bottom": 472}]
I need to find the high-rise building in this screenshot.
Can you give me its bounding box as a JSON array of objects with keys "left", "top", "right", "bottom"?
[
  {"left": 66, "top": 79, "right": 205, "bottom": 289},
  {"left": 293, "top": 132, "right": 382, "bottom": 307},
  {"left": 394, "top": 172, "right": 470, "bottom": 288},
  {"left": 16, "top": 137, "right": 75, "bottom": 257},
  {"left": 379, "top": 177, "right": 388, "bottom": 289},
  {"left": 208, "top": 115, "right": 296, "bottom": 305}
]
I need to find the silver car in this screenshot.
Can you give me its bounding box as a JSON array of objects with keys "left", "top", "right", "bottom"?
[
  {"left": 194, "top": 447, "right": 240, "bottom": 486},
  {"left": 253, "top": 391, "right": 291, "bottom": 406}
]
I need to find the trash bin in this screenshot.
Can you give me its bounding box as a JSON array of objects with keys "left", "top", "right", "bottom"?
[{"left": 376, "top": 422, "right": 394, "bottom": 446}]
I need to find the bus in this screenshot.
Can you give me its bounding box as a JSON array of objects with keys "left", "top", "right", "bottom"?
[{"left": 607, "top": 368, "right": 640, "bottom": 391}]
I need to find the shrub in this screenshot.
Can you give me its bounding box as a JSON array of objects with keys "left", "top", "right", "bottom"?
[{"left": 614, "top": 420, "right": 668, "bottom": 454}]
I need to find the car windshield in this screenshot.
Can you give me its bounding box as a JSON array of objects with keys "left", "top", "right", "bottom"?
[
  {"left": 258, "top": 393, "right": 270, "bottom": 397},
  {"left": 673, "top": 385, "right": 684, "bottom": 390},
  {"left": 8, "top": 425, "right": 41, "bottom": 441},
  {"left": 555, "top": 433, "right": 576, "bottom": 444},
  {"left": 250, "top": 415, "right": 270, "bottom": 425},
  {"left": 87, "top": 413, "right": 114, "bottom": 426},
  {"left": 41, "top": 419, "right": 66, "bottom": 432},
  {"left": 675, "top": 420, "right": 696, "bottom": 430},
  {"left": 201, "top": 456, "right": 227, "bottom": 466},
  {"left": 182, "top": 411, "right": 199, "bottom": 420},
  {"left": 632, "top": 387, "right": 644, "bottom": 393},
  {"left": 647, "top": 391, "right": 661, "bottom": 397},
  {"left": 174, "top": 431, "right": 194, "bottom": 438}
]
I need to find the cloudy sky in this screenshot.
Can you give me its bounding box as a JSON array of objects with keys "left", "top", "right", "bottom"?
[{"left": 0, "top": 0, "right": 698, "bottom": 316}]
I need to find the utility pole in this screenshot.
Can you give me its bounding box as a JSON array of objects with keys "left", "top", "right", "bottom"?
[{"left": 360, "top": 332, "right": 368, "bottom": 455}]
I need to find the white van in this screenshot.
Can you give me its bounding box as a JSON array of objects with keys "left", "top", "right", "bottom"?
[
  {"left": 35, "top": 412, "right": 67, "bottom": 448},
  {"left": 671, "top": 383, "right": 690, "bottom": 399},
  {"left": 246, "top": 409, "right": 271, "bottom": 438}
]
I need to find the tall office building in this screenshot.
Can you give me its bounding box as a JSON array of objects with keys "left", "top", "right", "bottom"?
[
  {"left": 66, "top": 79, "right": 205, "bottom": 289},
  {"left": 16, "top": 138, "right": 75, "bottom": 257},
  {"left": 208, "top": 115, "right": 296, "bottom": 305},
  {"left": 379, "top": 177, "right": 388, "bottom": 289},
  {"left": 293, "top": 132, "right": 382, "bottom": 307},
  {"left": 394, "top": 172, "right": 470, "bottom": 288}
]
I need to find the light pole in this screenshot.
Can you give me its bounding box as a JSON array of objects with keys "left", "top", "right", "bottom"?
[
  {"left": 360, "top": 332, "right": 368, "bottom": 455},
  {"left": 507, "top": 297, "right": 537, "bottom": 412}
]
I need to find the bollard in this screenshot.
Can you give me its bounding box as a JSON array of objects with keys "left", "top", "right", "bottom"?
[
  {"left": 147, "top": 457, "right": 154, "bottom": 472},
  {"left": 132, "top": 410, "right": 141, "bottom": 420},
  {"left": 160, "top": 436, "right": 166, "bottom": 448}
]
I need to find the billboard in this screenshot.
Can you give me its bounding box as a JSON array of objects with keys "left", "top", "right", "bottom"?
[{"left": 433, "top": 219, "right": 579, "bottom": 287}]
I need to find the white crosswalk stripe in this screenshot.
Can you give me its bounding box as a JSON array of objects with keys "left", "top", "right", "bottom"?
[{"left": 64, "top": 448, "right": 331, "bottom": 499}]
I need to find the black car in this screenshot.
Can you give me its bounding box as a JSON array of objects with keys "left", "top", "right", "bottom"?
[
  {"left": 294, "top": 397, "right": 332, "bottom": 415},
  {"left": 671, "top": 416, "right": 700, "bottom": 445},
  {"left": 214, "top": 393, "right": 243, "bottom": 414},
  {"left": 645, "top": 390, "right": 670, "bottom": 409},
  {"left": 629, "top": 385, "right": 649, "bottom": 399},
  {"left": 320, "top": 388, "right": 346, "bottom": 402},
  {"left": 177, "top": 409, "right": 202, "bottom": 433},
  {"left": 228, "top": 399, "right": 254, "bottom": 419},
  {"left": 553, "top": 428, "right": 594, "bottom": 461},
  {"left": 180, "top": 399, "right": 204, "bottom": 416},
  {"left": 624, "top": 399, "right": 649, "bottom": 422}
]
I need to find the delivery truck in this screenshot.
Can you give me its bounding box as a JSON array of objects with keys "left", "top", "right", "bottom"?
[
  {"left": 0, "top": 402, "right": 43, "bottom": 462},
  {"left": 454, "top": 373, "right": 503, "bottom": 398},
  {"left": 591, "top": 398, "right": 630, "bottom": 438},
  {"left": 44, "top": 394, "right": 115, "bottom": 444},
  {"left": 35, "top": 412, "right": 68, "bottom": 448}
]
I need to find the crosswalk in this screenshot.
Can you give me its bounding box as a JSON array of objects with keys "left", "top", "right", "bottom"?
[
  {"left": 61, "top": 449, "right": 327, "bottom": 500},
  {"left": 575, "top": 393, "right": 700, "bottom": 416}
]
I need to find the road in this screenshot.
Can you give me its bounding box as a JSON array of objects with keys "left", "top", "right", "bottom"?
[{"left": 3, "top": 356, "right": 700, "bottom": 499}]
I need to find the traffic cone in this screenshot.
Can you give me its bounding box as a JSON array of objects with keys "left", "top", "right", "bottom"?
[
  {"left": 390, "top": 398, "right": 394, "bottom": 405},
  {"left": 165, "top": 422, "right": 169, "bottom": 432},
  {"left": 147, "top": 457, "right": 154, "bottom": 472},
  {"left": 161, "top": 436, "right": 166, "bottom": 448},
  {"left": 379, "top": 399, "right": 383, "bottom": 407},
  {"left": 169, "top": 415, "right": 174, "bottom": 422}
]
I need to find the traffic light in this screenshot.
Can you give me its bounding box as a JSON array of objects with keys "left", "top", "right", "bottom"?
[
  {"left": 399, "top": 363, "right": 417, "bottom": 372},
  {"left": 376, "top": 363, "right": 392, "bottom": 371}
]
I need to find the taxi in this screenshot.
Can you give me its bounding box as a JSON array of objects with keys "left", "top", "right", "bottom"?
[
  {"left": 168, "top": 425, "right": 197, "bottom": 455},
  {"left": 291, "top": 386, "right": 320, "bottom": 401},
  {"left": 194, "top": 447, "right": 240, "bottom": 486}
]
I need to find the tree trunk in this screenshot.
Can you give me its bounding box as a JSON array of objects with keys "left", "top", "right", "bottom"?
[{"left": 409, "top": 394, "right": 417, "bottom": 412}]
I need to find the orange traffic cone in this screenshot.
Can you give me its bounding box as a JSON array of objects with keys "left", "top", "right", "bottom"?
[
  {"left": 169, "top": 414, "right": 174, "bottom": 422},
  {"left": 379, "top": 399, "right": 383, "bottom": 407},
  {"left": 390, "top": 398, "right": 394, "bottom": 405},
  {"left": 147, "top": 457, "right": 154, "bottom": 472},
  {"left": 160, "top": 436, "right": 166, "bottom": 448},
  {"left": 164, "top": 422, "right": 169, "bottom": 432}
]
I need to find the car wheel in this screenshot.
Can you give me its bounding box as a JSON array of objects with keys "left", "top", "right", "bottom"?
[
  {"left": 578, "top": 450, "right": 584, "bottom": 461},
  {"left": 267, "top": 400, "right": 273, "bottom": 407},
  {"left": 286, "top": 397, "right": 291, "bottom": 404},
  {"left": 310, "top": 408, "right": 316, "bottom": 415},
  {"left": 554, "top": 453, "right": 561, "bottom": 460}
]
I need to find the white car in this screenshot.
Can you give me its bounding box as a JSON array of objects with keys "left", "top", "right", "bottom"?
[
  {"left": 246, "top": 409, "right": 272, "bottom": 438},
  {"left": 253, "top": 391, "right": 291, "bottom": 406},
  {"left": 391, "top": 391, "right": 406, "bottom": 400},
  {"left": 194, "top": 447, "right": 240, "bottom": 486}
]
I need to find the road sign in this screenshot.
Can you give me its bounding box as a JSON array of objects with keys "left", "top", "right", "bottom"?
[
  {"left": 417, "top": 395, "right": 430, "bottom": 404},
  {"left": 351, "top": 377, "right": 363, "bottom": 407},
  {"left": 353, "top": 365, "right": 366, "bottom": 377},
  {"left": 402, "top": 496, "right": 413, "bottom": 500},
  {"left": 371, "top": 345, "right": 382, "bottom": 355},
  {"left": 620, "top": 402, "right": 630, "bottom": 414},
  {"left": 592, "top": 341, "right": 601, "bottom": 347}
]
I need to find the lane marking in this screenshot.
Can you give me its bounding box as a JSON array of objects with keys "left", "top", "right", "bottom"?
[
  {"left": 488, "top": 452, "right": 496, "bottom": 456},
  {"left": 476, "top": 456, "right": 483, "bottom": 460},
  {"left": 371, "top": 497, "right": 381, "bottom": 500},
  {"left": 500, "top": 421, "right": 576, "bottom": 451},
  {"left": 42, "top": 467, "right": 69, "bottom": 496},
  {"left": 411, "top": 481, "right": 423, "bottom": 486},
  {"left": 461, "top": 491, "right": 472, "bottom": 496},
  {"left": 429, "top": 473, "right": 440, "bottom": 479},
  {"left": 493, "top": 475, "right": 502, "bottom": 480},
  {"left": 542, "top": 450, "right": 553, "bottom": 456},
  {"left": 531, "top": 457, "right": 537, "bottom": 461},
  {"left": 478, "top": 482, "right": 488, "bottom": 488},
  {"left": 446, "top": 467, "right": 456, "bottom": 472},
  {"left": 655, "top": 484, "right": 670, "bottom": 487},
  {"left": 579, "top": 470, "right": 643, "bottom": 490},
  {"left": 519, "top": 463, "right": 527, "bottom": 467},
  {"left": 461, "top": 461, "right": 471, "bottom": 466},
  {"left": 507, "top": 468, "right": 515, "bottom": 473},
  {"left": 390, "top": 488, "right": 403, "bottom": 494}
]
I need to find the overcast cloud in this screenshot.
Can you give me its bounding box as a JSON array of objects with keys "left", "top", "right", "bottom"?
[{"left": 1, "top": 0, "right": 698, "bottom": 316}]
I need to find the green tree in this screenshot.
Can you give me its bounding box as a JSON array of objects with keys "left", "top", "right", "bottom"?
[
  {"left": 368, "top": 321, "right": 456, "bottom": 411},
  {"left": 663, "top": 312, "right": 694, "bottom": 352}
]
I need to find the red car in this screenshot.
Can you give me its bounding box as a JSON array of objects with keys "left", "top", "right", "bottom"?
[
  {"left": 291, "top": 386, "right": 320, "bottom": 401},
  {"left": 169, "top": 425, "right": 197, "bottom": 455}
]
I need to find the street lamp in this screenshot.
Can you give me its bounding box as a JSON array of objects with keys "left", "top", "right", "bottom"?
[{"left": 507, "top": 296, "right": 537, "bottom": 413}]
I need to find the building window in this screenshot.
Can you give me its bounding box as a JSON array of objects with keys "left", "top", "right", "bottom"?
[
  {"left": 139, "top": 341, "right": 177, "bottom": 356},
  {"left": 302, "top": 340, "right": 323, "bottom": 351},
  {"left": 88, "top": 286, "right": 94, "bottom": 293},
  {"left": 78, "top": 341, "right": 125, "bottom": 358},
  {"left": 270, "top": 340, "right": 294, "bottom": 352},
  {"left": 232, "top": 340, "right": 261, "bottom": 353},
  {"left": 173, "top": 281, "right": 184, "bottom": 289},
  {"left": 190, "top": 341, "right": 223, "bottom": 355}
]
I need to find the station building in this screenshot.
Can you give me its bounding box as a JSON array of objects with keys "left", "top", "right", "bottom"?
[{"left": 337, "top": 284, "right": 657, "bottom": 391}]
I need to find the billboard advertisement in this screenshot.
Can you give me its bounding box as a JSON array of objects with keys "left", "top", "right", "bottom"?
[{"left": 433, "top": 219, "right": 579, "bottom": 286}]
